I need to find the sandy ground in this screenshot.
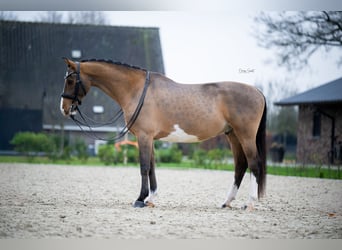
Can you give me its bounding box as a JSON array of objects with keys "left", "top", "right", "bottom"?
[{"left": 0, "top": 163, "right": 341, "bottom": 239}]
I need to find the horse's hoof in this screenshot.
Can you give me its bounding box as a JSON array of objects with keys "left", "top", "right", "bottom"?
[
  {"left": 242, "top": 204, "right": 254, "bottom": 211},
  {"left": 221, "top": 204, "right": 232, "bottom": 209},
  {"left": 133, "top": 200, "right": 146, "bottom": 208},
  {"left": 145, "top": 201, "right": 155, "bottom": 208}
]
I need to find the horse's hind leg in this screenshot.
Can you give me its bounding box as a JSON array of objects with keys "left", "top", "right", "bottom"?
[
  {"left": 240, "top": 138, "right": 261, "bottom": 211},
  {"left": 222, "top": 132, "right": 248, "bottom": 208}
]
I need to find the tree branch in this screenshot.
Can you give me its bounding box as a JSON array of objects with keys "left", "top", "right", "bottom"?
[
  {"left": 323, "top": 11, "right": 342, "bottom": 32},
  {"left": 254, "top": 11, "right": 342, "bottom": 71}
]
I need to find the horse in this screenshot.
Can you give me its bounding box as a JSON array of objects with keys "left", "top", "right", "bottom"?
[{"left": 60, "top": 58, "right": 267, "bottom": 210}]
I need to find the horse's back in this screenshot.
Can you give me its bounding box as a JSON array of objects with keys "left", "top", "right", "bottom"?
[
  {"left": 144, "top": 74, "right": 265, "bottom": 141},
  {"left": 153, "top": 73, "right": 263, "bottom": 99},
  {"left": 150, "top": 73, "right": 265, "bottom": 119}
]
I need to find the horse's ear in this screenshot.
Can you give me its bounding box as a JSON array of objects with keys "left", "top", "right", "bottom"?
[{"left": 62, "top": 57, "right": 75, "bottom": 69}]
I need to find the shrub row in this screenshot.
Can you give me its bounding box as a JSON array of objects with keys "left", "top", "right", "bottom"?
[
  {"left": 10, "top": 132, "right": 88, "bottom": 162},
  {"left": 10, "top": 132, "right": 232, "bottom": 166},
  {"left": 98, "top": 143, "right": 230, "bottom": 166}
]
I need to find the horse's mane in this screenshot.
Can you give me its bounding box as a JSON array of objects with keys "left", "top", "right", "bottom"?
[{"left": 81, "top": 59, "right": 146, "bottom": 71}]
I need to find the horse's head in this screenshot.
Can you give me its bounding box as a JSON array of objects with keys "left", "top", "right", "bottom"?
[{"left": 60, "top": 58, "right": 89, "bottom": 117}]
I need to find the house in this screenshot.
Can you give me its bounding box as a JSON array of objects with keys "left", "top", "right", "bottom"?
[
  {"left": 275, "top": 77, "right": 342, "bottom": 165},
  {"left": 0, "top": 20, "right": 164, "bottom": 153}
]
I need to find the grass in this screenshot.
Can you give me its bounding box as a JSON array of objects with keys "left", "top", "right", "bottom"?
[
  {"left": 267, "top": 165, "right": 341, "bottom": 179},
  {"left": 0, "top": 155, "right": 102, "bottom": 166},
  {"left": 0, "top": 155, "right": 341, "bottom": 179}
]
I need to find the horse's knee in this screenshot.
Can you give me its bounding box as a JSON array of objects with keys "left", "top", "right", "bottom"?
[{"left": 140, "top": 169, "right": 148, "bottom": 177}]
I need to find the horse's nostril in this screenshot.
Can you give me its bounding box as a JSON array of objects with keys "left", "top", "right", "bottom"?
[{"left": 62, "top": 109, "right": 69, "bottom": 116}]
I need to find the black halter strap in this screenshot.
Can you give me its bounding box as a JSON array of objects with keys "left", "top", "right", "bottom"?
[{"left": 61, "top": 61, "right": 87, "bottom": 105}]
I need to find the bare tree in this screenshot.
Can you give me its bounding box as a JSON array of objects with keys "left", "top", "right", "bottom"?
[
  {"left": 0, "top": 11, "right": 17, "bottom": 20},
  {"left": 67, "top": 11, "right": 108, "bottom": 25},
  {"left": 36, "top": 11, "right": 63, "bottom": 23},
  {"left": 254, "top": 11, "right": 342, "bottom": 70},
  {"left": 30, "top": 11, "right": 108, "bottom": 25},
  {"left": 256, "top": 79, "right": 298, "bottom": 132}
]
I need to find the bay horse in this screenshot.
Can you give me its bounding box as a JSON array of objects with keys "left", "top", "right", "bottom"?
[{"left": 60, "top": 58, "right": 266, "bottom": 210}]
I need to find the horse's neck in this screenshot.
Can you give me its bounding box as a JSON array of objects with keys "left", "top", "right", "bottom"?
[{"left": 85, "top": 63, "right": 145, "bottom": 110}]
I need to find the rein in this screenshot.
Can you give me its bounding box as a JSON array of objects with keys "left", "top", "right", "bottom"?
[{"left": 63, "top": 62, "right": 151, "bottom": 141}]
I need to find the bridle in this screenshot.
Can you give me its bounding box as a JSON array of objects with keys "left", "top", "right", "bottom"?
[
  {"left": 61, "top": 61, "right": 87, "bottom": 106},
  {"left": 61, "top": 61, "right": 151, "bottom": 141}
]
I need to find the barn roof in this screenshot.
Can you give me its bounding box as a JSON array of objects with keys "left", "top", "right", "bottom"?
[
  {"left": 0, "top": 20, "right": 164, "bottom": 128},
  {"left": 275, "top": 77, "right": 342, "bottom": 106}
]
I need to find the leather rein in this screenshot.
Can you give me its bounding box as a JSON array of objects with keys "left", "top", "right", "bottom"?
[{"left": 61, "top": 61, "right": 151, "bottom": 141}]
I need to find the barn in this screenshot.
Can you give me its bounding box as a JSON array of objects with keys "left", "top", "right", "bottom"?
[
  {"left": 0, "top": 20, "right": 164, "bottom": 154},
  {"left": 275, "top": 77, "right": 342, "bottom": 165}
]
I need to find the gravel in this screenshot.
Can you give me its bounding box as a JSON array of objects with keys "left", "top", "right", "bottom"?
[{"left": 0, "top": 163, "right": 341, "bottom": 239}]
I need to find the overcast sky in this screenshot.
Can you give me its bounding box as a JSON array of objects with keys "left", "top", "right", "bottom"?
[{"left": 10, "top": 11, "right": 342, "bottom": 100}]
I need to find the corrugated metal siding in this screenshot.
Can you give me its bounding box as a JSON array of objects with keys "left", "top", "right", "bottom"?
[{"left": 0, "top": 20, "right": 165, "bottom": 127}]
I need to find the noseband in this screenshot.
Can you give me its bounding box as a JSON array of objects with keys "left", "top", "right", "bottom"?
[{"left": 61, "top": 61, "right": 87, "bottom": 105}]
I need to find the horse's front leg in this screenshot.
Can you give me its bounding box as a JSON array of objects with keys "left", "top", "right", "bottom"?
[
  {"left": 133, "top": 134, "right": 155, "bottom": 208},
  {"left": 144, "top": 146, "right": 158, "bottom": 207}
]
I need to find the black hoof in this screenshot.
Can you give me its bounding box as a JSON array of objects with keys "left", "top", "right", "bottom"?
[
  {"left": 133, "top": 200, "right": 146, "bottom": 208},
  {"left": 221, "top": 204, "right": 232, "bottom": 209}
]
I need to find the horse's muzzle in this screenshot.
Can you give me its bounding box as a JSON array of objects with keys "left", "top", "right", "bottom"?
[{"left": 60, "top": 98, "right": 77, "bottom": 117}]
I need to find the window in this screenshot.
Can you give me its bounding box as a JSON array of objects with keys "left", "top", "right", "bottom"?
[
  {"left": 312, "top": 111, "right": 321, "bottom": 137},
  {"left": 71, "top": 50, "right": 82, "bottom": 59},
  {"left": 93, "top": 105, "right": 104, "bottom": 114}
]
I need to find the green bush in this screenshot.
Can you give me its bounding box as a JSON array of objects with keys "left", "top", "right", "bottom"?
[
  {"left": 192, "top": 149, "right": 208, "bottom": 167},
  {"left": 47, "top": 134, "right": 72, "bottom": 161},
  {"left": 191, "top": 148, "right": 228, "bottom": 168},
  {"left": 10, "top": 132, "right": 53, "bottom": 158},
  {"left": 74, "top": 138, "right": 89, "bottom": 162},
  {"left": 98, "top": 144, "right": 115, "bottom": 165},
  {"left": 157, "top": 146, "right": 182, "bottom": 163},
  {"left": 113, "top": 147, "right": 139, "bottom": 164},
  {"left": 126, "top": 147, "right": 139, "bottom": 163},
  {"left": 207, "top": 148, "right": 226, "bottom": 166}
]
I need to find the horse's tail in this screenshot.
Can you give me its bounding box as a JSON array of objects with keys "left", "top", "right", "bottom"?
[{"left": 256, "top": 99, "right": 267, "bottom": 198}]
